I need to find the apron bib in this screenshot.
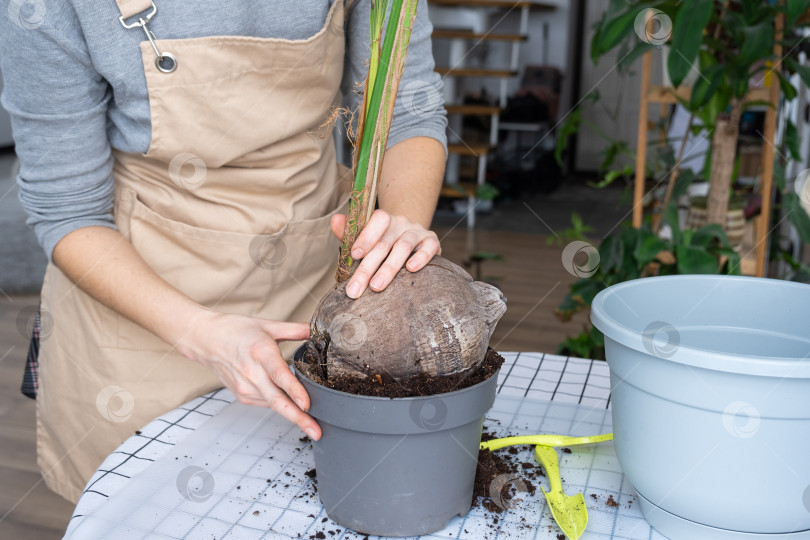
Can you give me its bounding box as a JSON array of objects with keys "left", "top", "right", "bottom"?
[{"left": 37, "top": 0, "right": 350, "bottom": 502}]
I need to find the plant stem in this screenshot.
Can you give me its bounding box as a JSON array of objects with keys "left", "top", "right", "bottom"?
[
  {"left": 337, "top": 0, "right": 419, "bottom": 281},
  {"left": 350, "top": 3, "right": 385, "bottom": 178},
  {"left": 653, "top": 113, "right": 694, "bottom": 235},
  {"left": 706, "top": 99, "right": 742, "bottom": 226}
]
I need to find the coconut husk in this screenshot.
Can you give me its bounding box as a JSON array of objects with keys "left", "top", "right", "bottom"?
[{"left": 309, "top": 256, "right": 507, "bottom": 380}]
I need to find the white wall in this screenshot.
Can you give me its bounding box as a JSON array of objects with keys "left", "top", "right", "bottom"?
[
  {"left": 428, "top": 1, "right": 570, "bottom": 106},
  {"left": 574, "top": 0, "right": 664, "bottom": 171}
]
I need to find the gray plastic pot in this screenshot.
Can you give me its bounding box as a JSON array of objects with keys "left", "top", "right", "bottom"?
[
  {"left": 591, "top": 275, "right": 810, "bottom": 540},
  {"left": 293, "top": 348, "right": 498, "bottom": 537}
]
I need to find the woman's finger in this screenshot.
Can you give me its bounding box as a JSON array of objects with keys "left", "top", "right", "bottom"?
[
  {"left": 368, "top": 231, "right": 422, "bottom": 291},
  {"left": 268, "top": 361, "right": 311, "bottom": 411},
  {"left": 263, "top": 321, "right": 310, "bottom": 341},
  {"left": 255, "top": 377, "right": 322, "bottom": 440},
  {"left": 350, "top": 210, "right": 391, "bottom": 259},
  {"left": 345, "top": 231, "right": 396, "bottom": 298},
  {"left": 330, "top": 214, "right": 347, "bottom": 242},
  {"left": 406, "top": 234, "right": 441, "bottom": 272},
  {"left": 248, "top": 345, "right": 322, "bottom": 439},
  {"left": 229, "top": 371, "right": 266, "bottom": 405},
  {"left": 249, "top": 339, "right": 309, "bottom": 408}
]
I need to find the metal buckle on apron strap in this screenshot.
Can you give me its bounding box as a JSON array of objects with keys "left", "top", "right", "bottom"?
[{"left": 118, "top": 1, "right": 177, "bottom": 73}]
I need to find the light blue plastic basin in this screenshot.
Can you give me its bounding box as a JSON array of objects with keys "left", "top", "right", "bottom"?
[{"left": 591, "top": 275, "right": 810, "bottom": 539}]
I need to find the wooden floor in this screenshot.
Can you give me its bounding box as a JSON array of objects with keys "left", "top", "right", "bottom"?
[
  {"left": 0, "top": 228, "right": 588, "bottom": 538},
  {"left": 435, "top": 226, "right": 587, "bottom": 351}
]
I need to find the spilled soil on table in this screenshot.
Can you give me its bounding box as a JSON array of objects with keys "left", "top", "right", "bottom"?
[{"left": 474, "top": 429, "right": 542, "bottom": 513}]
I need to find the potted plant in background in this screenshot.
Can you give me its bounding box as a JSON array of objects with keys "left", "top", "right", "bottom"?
[
  {"left": 685, "top": 194, "right": 746, "bottom": 251},
  {"left": 553, "top": 0, "right": 810, "bottom": 359}
]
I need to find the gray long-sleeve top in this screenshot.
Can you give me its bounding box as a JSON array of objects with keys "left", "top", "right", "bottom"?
[{"left": 0, "top": 0, "right": 447, "bottom": 260}]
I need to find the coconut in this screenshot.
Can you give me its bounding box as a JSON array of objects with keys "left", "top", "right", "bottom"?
[{"left": 310, "top": 256, "right": 507, "bottom": 380}]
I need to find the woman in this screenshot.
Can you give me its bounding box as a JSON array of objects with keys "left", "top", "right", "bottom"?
[{"left": 0, "top": 0, "right": 446, "bottom": 503}]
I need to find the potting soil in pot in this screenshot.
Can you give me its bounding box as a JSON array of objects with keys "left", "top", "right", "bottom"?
[{"left": 295, "top": 346, "right": 504, "bottom": 397}]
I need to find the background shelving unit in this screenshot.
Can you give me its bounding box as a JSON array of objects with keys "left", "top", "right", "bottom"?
[
  {"left": 429, "top": 0, "right": 556, "bottom": 227},
  {"left": 633, "top": 50, "right": 780, "bottom": 277}
]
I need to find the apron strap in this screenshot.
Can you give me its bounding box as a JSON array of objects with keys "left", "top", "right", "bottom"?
[
  {"left": 114, "top": 0, "right": 178, "bottom": 73},
  {"left": 115, "top": 0, "right": 154, "bottom": 21}
]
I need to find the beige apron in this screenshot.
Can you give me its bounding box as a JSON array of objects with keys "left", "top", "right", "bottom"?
[{"left": 37, "top": 0, "right": 350, "bottom": 503}]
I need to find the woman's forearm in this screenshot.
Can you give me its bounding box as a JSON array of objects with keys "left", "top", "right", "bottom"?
[
  {"left": 52, "top": 226, "right": 210, "bottom": 358},
  {"left": 377, "top": 136, "right": 445, "bottom": 228},
  {"left": 52, "top": 225, "right": 320, "bottom": 438}
]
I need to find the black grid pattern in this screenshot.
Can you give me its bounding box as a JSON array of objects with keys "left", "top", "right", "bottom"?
[{"left": 66, "top": 353, "right": 664, "bottom": 540}]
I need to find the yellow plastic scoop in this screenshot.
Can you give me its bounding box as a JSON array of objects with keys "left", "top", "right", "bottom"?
[
  {"left": 479, "top": 432, "right": 612, "bottom": 451},
  {"left": 535, "top": 445, "right": 588, "bottom": 540},
  {"left": 479, "top": 433, "right": 611, "bottom": 539}
]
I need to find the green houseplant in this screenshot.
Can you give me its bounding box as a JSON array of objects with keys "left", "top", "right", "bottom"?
[
  {"left": 555, "top": 215, "right": 741, "bottom": 359},
  {"left": 589, "top": 0, "right": 810, "bottom": 240},
  {"left": 555, "top": 0, "right": 810, "bottom": 359}
]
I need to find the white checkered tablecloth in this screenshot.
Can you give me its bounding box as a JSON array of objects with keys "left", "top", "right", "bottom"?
[{"left": 65, "top": 353, "right": 666, "bottom": 540}]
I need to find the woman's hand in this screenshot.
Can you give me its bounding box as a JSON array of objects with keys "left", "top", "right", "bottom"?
[
  {"left": 180, "top": 311, "right": 320, "bottom": 440},
  {"left": 52, "top": 226, "right": 321, "bottom": 439},
  {"left": 330, "top": 209, "right": 441, "bottom": 299}
]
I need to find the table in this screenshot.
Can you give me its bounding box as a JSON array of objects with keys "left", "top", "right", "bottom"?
[{"left": 66, "top": 353, "right": 667, "bottom": 539}]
